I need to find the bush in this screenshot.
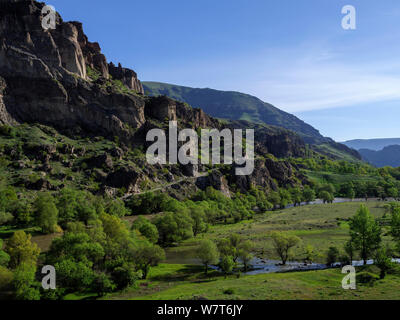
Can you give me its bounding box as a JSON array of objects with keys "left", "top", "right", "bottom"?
[
  {"left": 326, "top": 247, "right": 339, "bottom": 266},
  {"left": 223, "top": 288, "right": 235, "bottom": 295},
  {"left": 356, "top": 272, "right": 380, "bottom": 286}
]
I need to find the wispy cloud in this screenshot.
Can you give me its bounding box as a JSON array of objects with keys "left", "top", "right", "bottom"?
[{"left": 241, "top": 46, "right": 400, "bottom": 112}]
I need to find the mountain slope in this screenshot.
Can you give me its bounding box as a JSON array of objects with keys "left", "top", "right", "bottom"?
[
  {"left": 342, "top": 138, "right": 400, "bottom": 151},
  {"left": 142, "top": 82, "right": 326, "bottom": 144},
  {"left": 358, "top": 145, "right": 400, "bottom": 168}
]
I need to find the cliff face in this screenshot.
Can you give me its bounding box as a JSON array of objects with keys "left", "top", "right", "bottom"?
[
  {"left": 0, "top": 0, "right": 145, "bottom": 142},
  {"left": 0, "top": 0, "right": 310, "bottom": 196}
]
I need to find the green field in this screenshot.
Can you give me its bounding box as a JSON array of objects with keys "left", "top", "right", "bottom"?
[
  {"left": 101, "top": 201, "right": 400, "bottom": 300},
  {"left": 104, "top": 263, "right": 400, "bottom": 300},
  {"left": 164, "top": 201, "right": 390, "bottom": 264}
]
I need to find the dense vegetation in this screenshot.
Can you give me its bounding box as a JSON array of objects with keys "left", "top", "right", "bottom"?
[{"left": 2, "top": 122, "right": 400, "bottom": 300}]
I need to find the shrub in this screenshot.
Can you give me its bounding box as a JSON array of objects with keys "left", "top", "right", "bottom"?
[
  {"left": 326, "top": 247, "right": 339, "bottom": 266},
  {"left": 356, "top": 272, "right": 380, "bottom": 286},
  {"left": 223, "top": 288, "right": 235, "bottom": 295}
]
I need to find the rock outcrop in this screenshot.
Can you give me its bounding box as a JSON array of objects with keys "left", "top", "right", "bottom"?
[{"left": 0, "top": 0, "right": 145, "bottom": 144}]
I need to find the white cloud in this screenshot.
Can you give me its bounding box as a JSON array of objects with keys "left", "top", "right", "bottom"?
[{"left": 246, "top": 52, "right": 400, "bottom": 112}]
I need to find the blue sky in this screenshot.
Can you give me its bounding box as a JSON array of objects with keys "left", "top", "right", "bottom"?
[{"left": 50, "top": 0, "right": 400, "bottom": 141}]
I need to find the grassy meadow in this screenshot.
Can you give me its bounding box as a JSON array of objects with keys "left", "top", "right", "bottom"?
[{"left": 98, "top": 201, "right": 400, "bottom": 300}]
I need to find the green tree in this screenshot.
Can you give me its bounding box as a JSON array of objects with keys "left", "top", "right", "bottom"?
[
  {"left": 134, "top": 242, "right": 165, "bottom": 279},
  {"left": 0, "top": 211, "right": 13, "bottom": 225},
  {"left": 375, "top": 247, "right": 393, "bottom": 279},
  {"left": 290, "top": 187, "right": 303, "bottom": 207},
  {"left": 131, "top": 216, "right": 159, "bottom": 244},
  {"left": 189, "top": 207, "right": 207, "bottom": 236},
  {"left": 5, "top": 231, "right": 40, "bottom": 269},
  {"left": 303, "top": 245, "right": 317, "bottom": 264},
  {"left": 302, "top": 186, "right": 316, "bottom": 204},
  {"left": 154, "top": 211, "right": 193, "bottom": 245},
  {"left": 106, "top": 199, "right": 129, "bottom": 217},
  {"left": 91, "top": 272, "right": 115, "bottom": 297},
  {"left": 278, "top": 189, "right": 292, "bottom": 209},
  {"left": 238, "top": 240, "right": 254, "bottom": 272},
  {"left": 267, "top": 191, "right": 281, "bottom": 210},
  {"left": 349, "top": 205, "right": 382, "bottom": 265},
  {"left": 0, "top": 239, "right": 10, "bottom": 267},
  {"left": 326, "top": 246, "right": 339, "bottom": 266},
  {"left": 34, "top": 193, "right": 59, "bottom": 234},
  {"left": 320, "top": 191, "right": 334, "bottom": 204},
  {"left": 196, "top": 240, "right": 219, "bottom": 274},
  {"left": 220, "top": 255, "right": 234, "bottom": 278},
  {"left": 270, "top": 232, "right": 300, "bottom": 265},
  {"left": 344, "top": 240, "right": 355, "bottom": 263},
  {"left": 12, "top": 263, "right": 40, "bottom": 300},
  {"left": 0, "top": 266, "right": 13, "bottom": 291}
]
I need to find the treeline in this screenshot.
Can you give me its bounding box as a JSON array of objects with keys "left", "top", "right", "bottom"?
[
  {"left": 326, "top": 203, "right": 400, "bottom": 284},
  {"left": 0, "top": 215, "right": 165, "bottom": 299}
]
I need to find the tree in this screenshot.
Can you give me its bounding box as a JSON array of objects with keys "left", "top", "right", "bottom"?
[
  {"left": 131, "top": 216, "right": 159, "bottom": 244},
  {"left": 189, "top": 207, "right": 207, "bottom": 236},
  {"left": 326, "top": 246, "right": 339, "bottom": 266},
  {"left": 0, "top": 211, "right": 13, "bottom": 225},
  {"left": 291, "top": 188, "right": 303, "bottom": 207},
  {"left": 154, "top": 211, "right": 193, "bottom": 245},
  {"left": 238, "top": 240, "right": 254, "bottom": 272},
  {"left": 0, "top": 239, "right": 10, "bottom": 267},
  {"left": 344, "top": 240, "right": 354, "bottom": 263},
  {"left": 134, "top": 242, "right": 165, "bottom": 279},
  {"left": 92, "top": 272, "right": 115, "bottom": 297},
  {"left": 375, "top": 247, "right": 393, "bottom": 279},
  {"left": 5, "top": 231, "right": 40, "bottom": 269},
  {"left": 279, "top": 189, "right": 292, "bottom": 209},
  {"left": 111, "top": 264, "right": 139, "bottom": 290},
  {"left": 12, "top": 263, "right": 40, "bottom": 300},
  {"left": 349, "top": 205, "right": 382, "bottom": 265},
  {"left": 270, "top": 232, "right": 300, "bottom": 265},
  {"left": 34, "top": 193, "right": 59, "bottom": 234},
  {"left": 303, "top": 245, "right": 317, "bottom": 264},
  {"left": 320, "top": 191, "right": 334, "bottom": 204},
  {"left": 196, "top": 240, "right": 219, "bottom": 274},
  {"left": 387, "top": 187, "right": 399, "bottom": 199},
  {"left": 267, "top": 191, "right": 281, "bottom": 210},
  {"left": 220, "top": 255, "right": 234, "bottom": 278},
  {"left": 106, "top": 199, "right": 129, "bottom": 217},
  {"left": 390, "top": 207, "right": 400, "bottom": 252},
  {"left": 0, "top": 266, "right": 13, "bottom": 291},
  {"left": 302, "top": 186, "right": 316, "bottom": 204}
]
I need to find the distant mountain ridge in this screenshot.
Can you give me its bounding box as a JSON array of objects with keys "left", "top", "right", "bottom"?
[
  {"left": 358, "top": 145, "right": 400, "bottom": 168},
  {"left": 142, "top": 81, "right": 327, "bottom": 144},
  {"left": 342, "top": 138, "right": 400, "bottom": 151}
]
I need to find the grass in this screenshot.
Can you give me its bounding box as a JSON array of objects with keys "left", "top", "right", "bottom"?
[
  {"left": 105, "top": 263, "right": 400, "bottom": 300},
  {"left": 67, "top": 201, "right": 400, "bottom": 300},
  {"left": 305, "top": 170, "right": 379, "bottom": 185},
  {"left": 164, "top": 201, "right": 391, "bottom": 264}
]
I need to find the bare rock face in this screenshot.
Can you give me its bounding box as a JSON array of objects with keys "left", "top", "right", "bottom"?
[
  {"left": 145, "top": 96, "right": 177, "bottom": 122},
  {"left": 0, "top": 0, "right": 146, "bottom": 144},
  {"left": 196, "top": 170, "right": 231, "bottom": 198},
  {"left": 109, "top": 62, "right": 144, "bottom": 94},
  {"left": 105, "top": 167, "right": 142, "bottom": 194}
]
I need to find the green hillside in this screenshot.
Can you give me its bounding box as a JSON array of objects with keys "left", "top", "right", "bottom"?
[{"left": 143, "top": 82, "right": 326, "bottom": 143}]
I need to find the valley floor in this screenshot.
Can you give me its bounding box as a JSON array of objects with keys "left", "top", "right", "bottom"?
[{"left": 88, "top": 201, "right": 399, "bottom": 300}]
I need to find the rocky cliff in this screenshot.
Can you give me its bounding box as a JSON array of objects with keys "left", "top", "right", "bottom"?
[
  {"left": 0, "top": 0, "right": 145, "bottom": 144},
  {"left": 0, "top": 0, "right": 309, "bottom": 197}
]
